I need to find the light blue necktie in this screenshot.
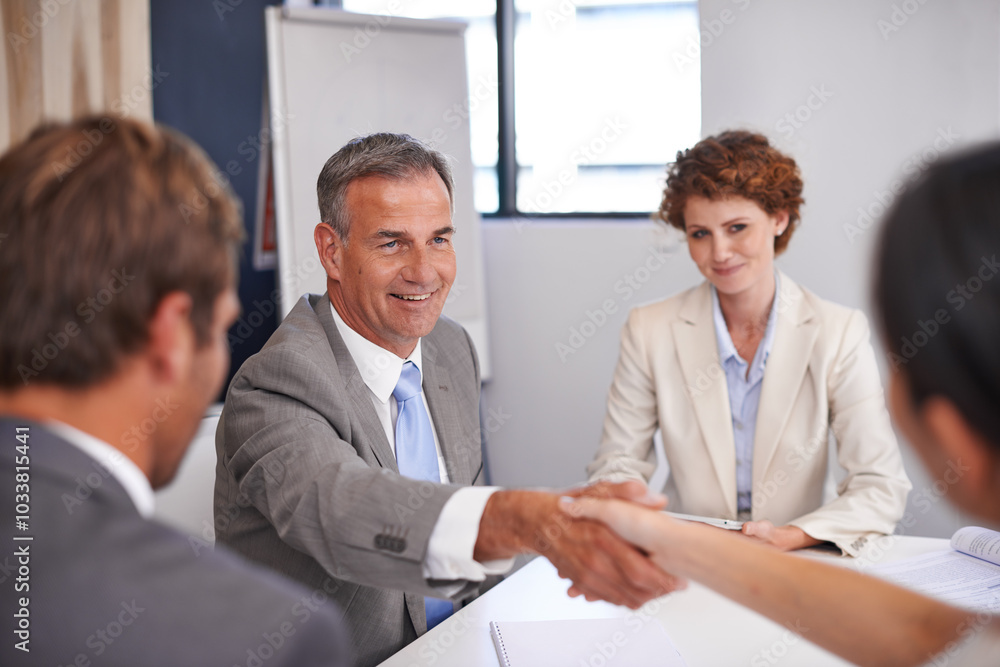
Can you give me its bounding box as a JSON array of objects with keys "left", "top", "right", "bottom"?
[{"left": 393, "top": 361, "right": 453, "bottom": 630}]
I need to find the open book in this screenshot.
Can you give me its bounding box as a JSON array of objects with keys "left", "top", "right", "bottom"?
[{"left": 870, "top": 526, "right": 1000, "bottom": 612}]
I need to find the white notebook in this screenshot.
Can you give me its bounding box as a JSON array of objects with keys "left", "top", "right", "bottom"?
[{"left": 489, "top": 617, "right": 686, "bottom": 667}]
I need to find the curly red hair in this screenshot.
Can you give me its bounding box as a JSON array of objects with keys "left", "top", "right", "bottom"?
[{"left": 659, "top": 130, "right": 804, "bottom": 255}]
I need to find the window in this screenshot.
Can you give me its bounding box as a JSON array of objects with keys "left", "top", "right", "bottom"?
[{"left": 340, "top": 0, "right": 700, "bottom": 216}]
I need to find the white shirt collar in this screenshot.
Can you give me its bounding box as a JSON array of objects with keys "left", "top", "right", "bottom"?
[
  {"left": 329, "top": 301, "right": 423, "bottom": 403},
  {"left": 46, "top": 420, "right": 155, "bottom": 518}
]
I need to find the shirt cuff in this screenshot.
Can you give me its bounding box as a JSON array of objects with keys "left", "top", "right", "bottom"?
[{"left": 423, "top": 486, "right": 515, "bottom": 581}]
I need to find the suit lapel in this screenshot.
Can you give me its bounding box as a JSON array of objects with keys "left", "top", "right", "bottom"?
[
  {"left": 421, "top": 334, "right": 475, "bottom": 485},
  {"left": 752, "top": 275, "right": 818, "bottom": 483},
  {"left": 672, "top": 283, "right": 738, "bottom": 516},
  {"left": 404, "top": 592, "right": 427, "bottom": 636},
  {"left": 313, "top": 294, "right": 398, "bottom": 472}
]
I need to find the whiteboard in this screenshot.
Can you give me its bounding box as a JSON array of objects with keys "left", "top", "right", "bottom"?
[{"left": 265, "top": 6, "right": 491, "bottom": 377}]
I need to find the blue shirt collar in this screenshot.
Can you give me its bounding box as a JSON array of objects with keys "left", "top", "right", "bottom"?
[{"left": 711, "top": 272, "right": 781, "bottom": 380}]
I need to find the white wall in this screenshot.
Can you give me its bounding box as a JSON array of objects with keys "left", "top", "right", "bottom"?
[
  {"left": 155, "top": 408, "right": 221, "bottom": 541},
  {"left": 481, "top": 0, "right": 1000, "bottom": 539}
]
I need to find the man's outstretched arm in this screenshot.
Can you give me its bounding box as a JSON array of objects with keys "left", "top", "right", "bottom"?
[{"left": 474, "top": 480, "right": 687, "bottom": 609}]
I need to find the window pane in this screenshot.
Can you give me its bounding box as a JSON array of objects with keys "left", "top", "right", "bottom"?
[
  {"left": 514, "top": 1, "right": 700, "bottom": 214},
  {"left": 342, "top": 1, "right": 500, "bottom": 214}
]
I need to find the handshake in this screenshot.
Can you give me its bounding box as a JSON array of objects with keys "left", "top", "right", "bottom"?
[{"left": 474, "top": 480, "right": 688, "bottom": 609}]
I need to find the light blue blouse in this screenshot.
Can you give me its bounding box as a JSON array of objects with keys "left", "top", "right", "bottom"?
[{"left": 710, "top": 273, "right": 780, "bottom": 513}]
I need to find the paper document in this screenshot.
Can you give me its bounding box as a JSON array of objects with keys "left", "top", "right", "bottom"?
[
  {"left": 870, "top": 527, "right": 1000, "bottom": 613},
  {"left": 489, "top": 617, "right": 686, "bottom": 667}
]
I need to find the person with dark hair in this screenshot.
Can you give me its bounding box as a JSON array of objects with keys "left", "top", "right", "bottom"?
[
  {"left": 564, "top": 141, "right": 1000, "bottom": 666},
  {"left": 215, "top": 132, "right": 680, "bottom": 667},
  {"left": 0, "top": 117, "right": 351, "bottom": 666},
  {"left": 588, "top": 130, "right": 911, "bottom": 553}
]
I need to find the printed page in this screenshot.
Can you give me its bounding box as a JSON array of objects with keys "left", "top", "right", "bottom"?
[
  {"left": 951, "top": 526, "right": 1000, "bottom": 566},
  {"left": 870, "top": 550, "right": 1000, "bottom": 613}
]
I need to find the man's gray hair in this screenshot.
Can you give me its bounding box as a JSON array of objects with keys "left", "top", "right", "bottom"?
[{"left": 316, "top": 132, "right": 455, "bottom": 241}]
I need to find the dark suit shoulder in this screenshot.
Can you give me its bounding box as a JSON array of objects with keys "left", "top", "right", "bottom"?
[{"left": 0, "top": 424, "right": 352, "bottom": 667}]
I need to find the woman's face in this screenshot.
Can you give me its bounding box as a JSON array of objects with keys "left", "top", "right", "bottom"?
[{"left": 683, "top": 195, "right": 789, "bottom": 299}]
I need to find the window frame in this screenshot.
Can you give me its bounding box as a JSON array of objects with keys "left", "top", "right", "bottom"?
[{"left": 492, "top": 0, "right": 696, "bottom": 220}]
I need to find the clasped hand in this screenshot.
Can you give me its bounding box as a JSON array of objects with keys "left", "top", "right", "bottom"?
[{"left": 540, "top": 480, "right": 686, "bottom": 609}]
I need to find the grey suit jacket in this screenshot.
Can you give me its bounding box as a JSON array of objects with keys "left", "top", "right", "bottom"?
[
  {"left": 215, "top": 293, "right": 485, "bottom": 667},
  {"left": 0, "top": 418, "right": 351, "bottom": 667}
]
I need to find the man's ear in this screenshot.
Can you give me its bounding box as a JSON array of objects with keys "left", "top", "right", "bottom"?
[
  {"left": 315, "top": 222, "right": 344, "bottom": 281},
  {"left": 146, "top": 291, "right": 195, "bottom": 385},
  {"left": 921, "top": 396, "right": 997, "bottom": 499}
]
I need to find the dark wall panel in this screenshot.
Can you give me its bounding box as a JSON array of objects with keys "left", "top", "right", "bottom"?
[{"left": 150, "top": 0, "right": 282, "bottom": 396}]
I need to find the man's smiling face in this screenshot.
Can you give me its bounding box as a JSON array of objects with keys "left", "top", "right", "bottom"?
[{"left": 324, "top": 170, "right": 456, "bottom": 358}]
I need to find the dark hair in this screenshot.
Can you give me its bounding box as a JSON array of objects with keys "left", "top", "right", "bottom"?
[
  {"left": 0, "top": 116, "right": 244, "bottom": 388},
  {"left": 659, "top": 130, "right": 804, "bottom": 255},
  {"left": 316, "top": 132, "right": 454, "bottom": 242},
  {"left": 875, "top": 142, "right": 1000, "bottom": 450}
]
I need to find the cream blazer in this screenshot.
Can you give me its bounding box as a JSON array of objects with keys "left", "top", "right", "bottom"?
[{"left": 588, "top": 273, "right": 911, "bottom": 555}]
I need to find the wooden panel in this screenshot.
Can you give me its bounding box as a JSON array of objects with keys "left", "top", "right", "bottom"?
[{"left": 0, "top": 0, "right": 151, "bottom": 154}]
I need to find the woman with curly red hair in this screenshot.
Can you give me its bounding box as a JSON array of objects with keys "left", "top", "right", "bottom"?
[{"left": 588, "top": 131, "right": 911, "bottom": 553}]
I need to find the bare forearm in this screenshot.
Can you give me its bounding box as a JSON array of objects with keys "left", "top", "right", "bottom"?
[{"left": 668, "top": 522, "right": 970, "bottom": 667}]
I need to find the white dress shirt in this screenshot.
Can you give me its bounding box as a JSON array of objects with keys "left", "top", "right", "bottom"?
[
  {"left": 46, "top": 420, "right": 155, "bottom": 518},
  {"left": 330, "top": 303, "right": 512, "bottom": 582}
]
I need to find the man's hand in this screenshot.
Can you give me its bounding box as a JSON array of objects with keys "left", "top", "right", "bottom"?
[{"left": 474, "top": 481, "right": 686, "bottom": 609}]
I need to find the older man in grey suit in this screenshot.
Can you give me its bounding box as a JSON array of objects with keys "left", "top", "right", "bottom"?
[
  {"left": 216, "top": 133, "right": 680, "bottom": 666},
  {"left": 0, "top": 117, "right": 351, "bottom": 666}
]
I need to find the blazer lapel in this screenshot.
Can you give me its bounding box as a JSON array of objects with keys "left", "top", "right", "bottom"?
[
  {"left": 752, "top": 274, "right": 819, "bottom": 483},
  {"left": 404, "top": 592, "right": 427, "bottom": 636},
  {"left": 313, "top": 293, "right": 398, "bottom": 472},
  {"left": 671, "top": 283, "right": 738, "bottom": 517},
  {"left": 420, "top": 334, "right": 475, "bottom": 485}
]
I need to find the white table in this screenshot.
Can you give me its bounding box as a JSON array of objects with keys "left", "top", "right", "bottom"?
[{"left": 378, "top": 536, "right": 950, "bottom": 667}]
